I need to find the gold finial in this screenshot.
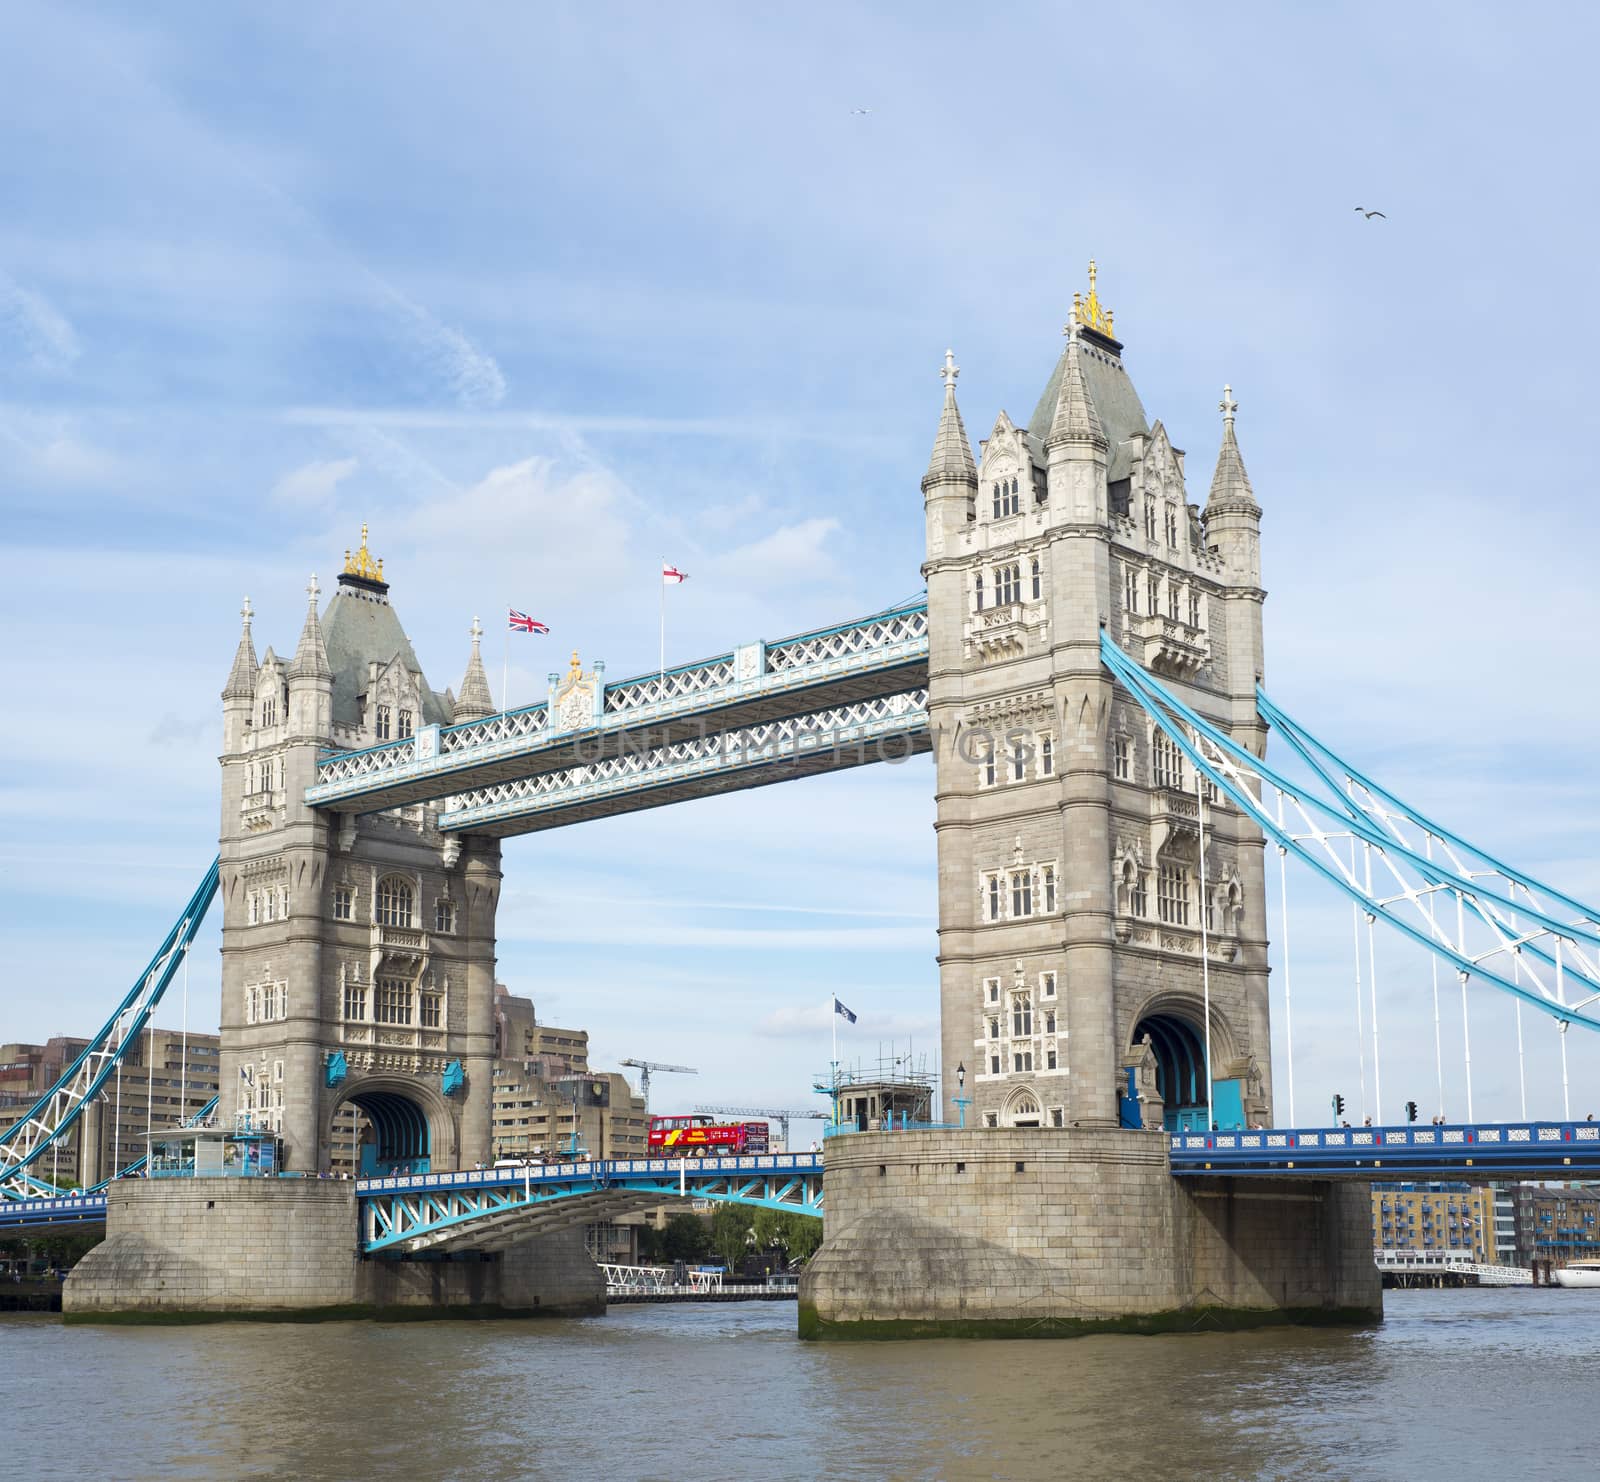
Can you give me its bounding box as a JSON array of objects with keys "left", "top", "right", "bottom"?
[
  {"left": 1072, "top": 259, "right": 1115, "bottom": 338},
  {"left": 343, "top": 522, "right": 385, "bottom": 582},
  {"left": 568, "top": 650, "right": 583, "bottom": 683}
]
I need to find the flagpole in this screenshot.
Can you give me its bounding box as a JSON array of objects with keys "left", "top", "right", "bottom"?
[
  {"left": 831, "top": 997, "right": 839, "bottom": 1131},
  {"left": 659, "top": 559, "right": 666, "bottom": 684},
  {"left": 502, "top": 606, "right": 510, "bottom": 715}
]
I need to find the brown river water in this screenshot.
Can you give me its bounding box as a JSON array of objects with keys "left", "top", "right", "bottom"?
[{"left": 4, "top": 1288, "right": 1594, "bottom": 1481}]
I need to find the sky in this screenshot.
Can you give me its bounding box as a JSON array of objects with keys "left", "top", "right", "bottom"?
[{"left": 3, "top": 1, "right": 1599, "bottom": 1129}]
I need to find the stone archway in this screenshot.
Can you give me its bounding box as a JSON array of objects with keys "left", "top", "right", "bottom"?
[
  {"left": 1002, "top": 1087, "right": 1043, "bottom": 1128},
  {"left": 1128, "top": 991, "right": 1245, "bottom": 1133},
  {"left": 325, "top": 1075, "right": 458, "bottom": 1176}
]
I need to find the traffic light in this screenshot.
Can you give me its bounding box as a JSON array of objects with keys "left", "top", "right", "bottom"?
[
  {"left": 1332, "top": 1093, "right": 1346, "bottom": 1120},
  {"left": 1406, "top": 1100, "right": 1418, "bottom": 1123}
]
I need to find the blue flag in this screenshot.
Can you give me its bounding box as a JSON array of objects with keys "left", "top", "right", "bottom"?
[{"left": 833, "top": 997, "right": 857, "bottom": 1024}]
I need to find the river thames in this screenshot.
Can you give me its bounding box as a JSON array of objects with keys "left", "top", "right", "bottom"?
[{"left": 6, "top": 1289, "right": 1594, "bottom": 1480}]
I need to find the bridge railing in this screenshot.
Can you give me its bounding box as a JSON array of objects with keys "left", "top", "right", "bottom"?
[
  {"left": 1170, "top": 1120, "right": 1600, "bottom": 1174},
  {"left": 310, "top": 599, "right": 928, "bottom": 796}
]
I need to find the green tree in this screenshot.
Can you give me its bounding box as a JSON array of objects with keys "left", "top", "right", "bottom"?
[
  {"left": 709, "top": 1203, "right": 752, "bottom": 1270},
  {"left": 654, "top": 1213, "right": 711, "bottom": 1264}
]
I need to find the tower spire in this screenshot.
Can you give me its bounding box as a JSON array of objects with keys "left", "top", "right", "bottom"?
[
  {"left": 222, "top": 595, "right": 258, "bottom": 700},
  {"left": 1206, "top": 383, "right": 1258, "bottom": 514},
  {"left": 921, "top": 348, "right": 978, "bottom": 493},
  {"left": 453, "top": 615, "right": 497, "bottom": 722},
  {"left": 1047, "top": 320, "right": 1106, "bottom": 449},
  {"left": 288, "top": 573, "right": 332, "bottom": 681}
]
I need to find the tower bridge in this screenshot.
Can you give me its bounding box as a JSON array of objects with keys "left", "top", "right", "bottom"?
[{"left": 6, "top": 264, "right": 1597, "bottom": 1331}]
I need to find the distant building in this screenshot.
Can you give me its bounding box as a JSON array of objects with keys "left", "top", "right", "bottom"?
[
  {"left": 489, "top": 985, "right": 648, "bottom": 1163},
  {"left": 1509, "top": 1183, "right": 1600, "bottom": 1268},
  {"left": 0, "top": 1028, "right": 221, "bottom": 1187},
  {"left": 1370, "top": 1182, "right": 1496, "bottom": 1263}
]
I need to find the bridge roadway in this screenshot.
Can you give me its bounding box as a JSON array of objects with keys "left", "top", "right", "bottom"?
[
  {"left": 1169, "top": 1118, "right": 1600, "bottom": 1178},
  {"left": 9, "top": 1121, "right": 1600, "bottom": 1243},
  {"left": 304, "top": 600, "right": 929, "bottom": 822},
  {"left": 357, "top": 1153, "right": 824, "bottom": 1254}
]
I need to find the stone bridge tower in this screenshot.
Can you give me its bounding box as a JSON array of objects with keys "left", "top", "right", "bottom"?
[
  {"left": 923, "top": 266, "right": 1271, "bottom": 1133},
  {"left": 217, "top": 529, "right": 502, "bottom": 1173}
]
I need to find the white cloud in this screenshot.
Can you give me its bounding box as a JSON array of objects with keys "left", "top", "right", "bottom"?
[
  {"left": 389, "top": 292, "right": 507, "bottom": 409},
  {"left": 0, "top": 271, "right": 80, "bottom": 371},
  {"left": 711, "top": 516, "right": 842, "bottom": 588},
  {"left": 271, "top": 455, "right": 358, "bottom": 506}
]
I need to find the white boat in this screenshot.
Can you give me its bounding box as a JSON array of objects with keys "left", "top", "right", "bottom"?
[{"left": 1554, "top": 1258, "right": 1600, "bottom": 1289}]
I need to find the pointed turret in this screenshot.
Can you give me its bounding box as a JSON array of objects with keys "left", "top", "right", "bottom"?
[
  {"left": 221, "top": 597, "right": 258, "bottom": 753},
  {"left": 223, "top": 597, "right": 259, "bottom": 700},
  {"left": 1045, "top": 319, "right": 1110, "bottom": 525},
  {"left": 453, "top": 616, "right": 497, "bottom": 723},
  {"left": 1203, "top": 386, "right": 1262, "bottom": 590},
  {"left": 921, "top": 349, "right": 978, "bottom": 493},
  {"left": 1046, "top": 322, "right": 1106, "bottom": 451},
  {"left": 287, "top": 574, "right": 334, "bottom": 740},
  {"left": 289, "top": 574, "right": 333, "bottom": 682},
  {"left": 1205, "top": 385, "right": 1259, "bottom": 516}
]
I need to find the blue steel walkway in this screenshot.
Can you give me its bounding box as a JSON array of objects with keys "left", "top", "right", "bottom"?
[
  {"left": 1169, "top": 1119, "right": 1600, "bottom": 1178},
  {"left": 358, "top": 1153, "right": 824, "bottom": 1254}
]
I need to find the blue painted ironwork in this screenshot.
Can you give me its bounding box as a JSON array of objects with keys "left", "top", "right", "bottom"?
[
  {"left": 305, "top": 598, "right": 929, "bottom": 815},
  {"left": 1, "top": 859, "right": 220, "bottom": 1199},
  {"left": 441, "top": 1060, "right": 464, "bottom": 1097},
  {"left": 325, "top": 1051, "right": 348, "bottom": 1088},
  {"left": 0, "top": 1191, "right": 107, "bottom": 1233},
  {"left": 1099, "top": 636, "right": 1600, "bottom": 1034},
  {"left": 1170, "top": 1119, "right": 1600, "bottom": 1179},
  {"left": 436, "top": 691, "right": 929, "bottom": 836},
  {"left": 357, "top": 1154, "right": 823, "bottom": 1253}
]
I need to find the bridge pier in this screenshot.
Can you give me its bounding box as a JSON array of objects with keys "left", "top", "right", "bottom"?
[
  {"left": 798, "top": 1130, "right": 1380, "bottom": 1339},
  {"left": 62, "top": 1180, "right": 603, "bottom": 1322}
]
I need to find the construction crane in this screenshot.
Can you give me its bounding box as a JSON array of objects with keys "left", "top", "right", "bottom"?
[
  {"left": 620, "top": 1059, "right": 697, "bottom": 1112},
  {"left": 694, "top": 1105, "right": 827, "bottom": 1151}
]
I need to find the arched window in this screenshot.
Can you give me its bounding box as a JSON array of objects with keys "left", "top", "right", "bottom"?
[
  {"left": 260, "top": 696, "right": 277, "bottom": 728},
  {"left": 991, "top": 481, "right": 1003, "bottom": 519},
  {"left": 375, "top": 704, "right": 391, "bottom": 741},
  {"left": 995, "top": 563, "right": 1020, "bottom": 605},
  {"left": 376, "top": 876, "right": 414, "bottom": 928},
  {"left": 1152, "top": 733, "right": 1184, "bottom": 790},
  {"left": 1165, "top": 506, "right": 1180, "bottom": 548},
  {"left": 1144, "top": 497, "right": 1158, "bottom": 540},
  {"left": 1030, "top": 557, "right": 1042, "bottom": 600},
  {"left": 397, "top": 709, "right": 413, "bottom": 739},
  {"left": 974, "top": 571, "right": 985, "bottom": 611}
]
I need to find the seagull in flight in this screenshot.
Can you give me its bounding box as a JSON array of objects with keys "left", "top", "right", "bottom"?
[
  {"left": 849, "top": 107, "right": 872, "bottom": 115},
  {"left": 1354, "top": 206, "right": 1387, "bottom": 219}
]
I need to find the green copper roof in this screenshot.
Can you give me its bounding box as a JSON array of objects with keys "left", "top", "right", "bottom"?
[
  {"left": 1026, "top": 334, "right": 1150, "bottom": 482},
  {"left": 321, "top": 586, "right": 453, "bottom": 730}
]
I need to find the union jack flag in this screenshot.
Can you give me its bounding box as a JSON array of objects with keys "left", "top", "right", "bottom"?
[{"left": 508, "top": 609, "right": 549, "bottom": 634}]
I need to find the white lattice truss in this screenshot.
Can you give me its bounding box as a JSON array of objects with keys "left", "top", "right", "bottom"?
[
  {"left": 1, "top": 860, "right": 219, "bottom": 1200},
  {"left": 1102, "top": 636, "right": 1600, "bottom": 1035},
  {"left": 439, "top": 691, "right": 929, "bottom": 831},
  {"left": 599, "top": 1263, "right": 727, "bottom": 1294},
  {"left": 359, "top": 1156, "right": 824, "bottom": 1254},
  {"left": 311, "top": 601, "right": 928, "bottom": 794}
]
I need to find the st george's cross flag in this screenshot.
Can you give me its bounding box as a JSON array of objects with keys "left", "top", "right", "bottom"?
[
  {"left": 508, "top": 609, "right": 549, "bottom": 634},
  {"left": 662, "top": 563, "right": 689, "bottom": 585},
  {"left": 833, "top": 996, "right": 858, "bottom": 1024}
]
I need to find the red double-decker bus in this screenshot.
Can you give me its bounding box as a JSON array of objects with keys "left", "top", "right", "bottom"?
[{"left": 648, "top": 1114, "right": 769, "bottom": 1158}]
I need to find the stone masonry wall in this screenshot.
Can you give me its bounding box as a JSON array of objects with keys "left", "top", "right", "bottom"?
[
  {"left": 799, "top": 1130, "right": 1380, "bottom": 1338},
  {"left": 64, "top": 1180, "right": 603, "bottom": 1321}
]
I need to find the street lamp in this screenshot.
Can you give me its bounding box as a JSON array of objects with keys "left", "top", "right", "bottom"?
[{"left": 953, "top": 1062, "right": 971, "bottom": 1131}]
